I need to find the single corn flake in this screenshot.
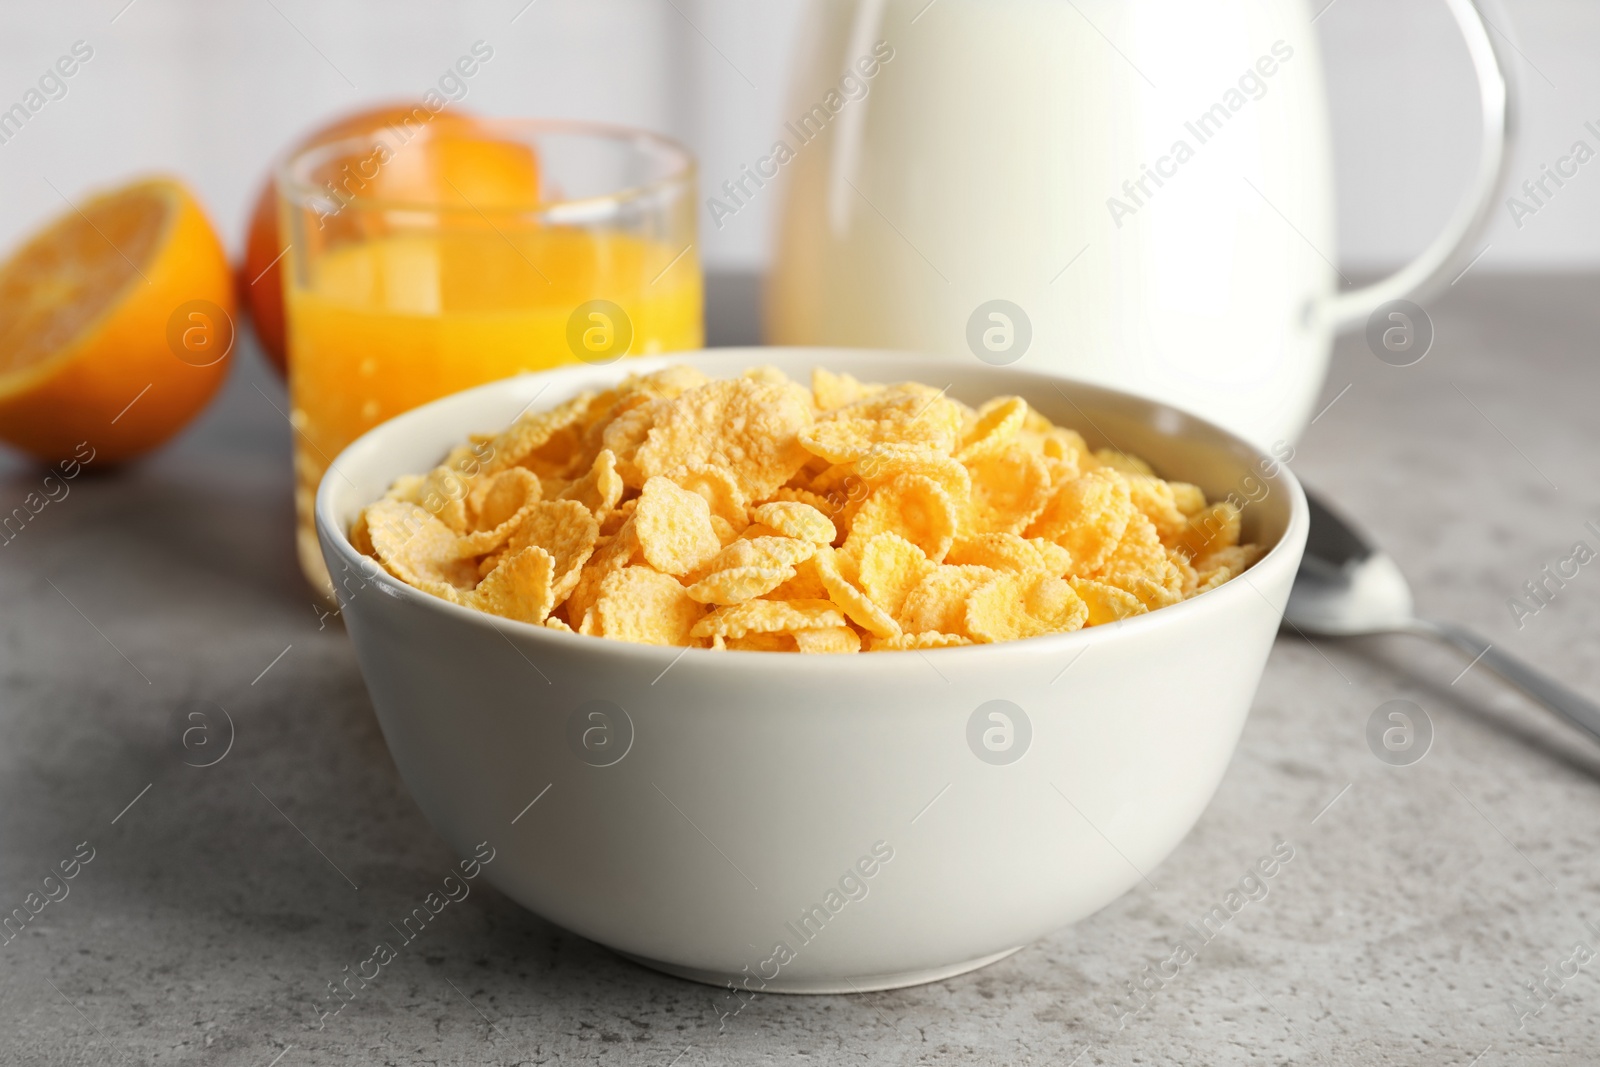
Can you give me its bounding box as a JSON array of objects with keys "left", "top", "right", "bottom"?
[
  {"left": 522, "top": 423, "right": 590, "bottom": 480},
  {"left": 1028, "top": 537, "right": 1074, "bottom": 577},
  {"left": 812, "top": 367, "right": 882, "bottom": 411},
  {"left": 415, "top": 461, "right": 475, "bottom": 532},
  {"left": 855, "top": 444, "right": 971, "bottom": 504},
  {"left": 1068, "top": 577, "right": 1149, "bottom": 626},
  {"left": 471, "top": 545, "right": 556, "bottom": 624},
  {"left": 1125, "top": 475, "right": 1189, "bottom": 545},
  {"left": 691, "top": 598, "right": 846, "bottom": 640},
  {"left": 815, "top": 546, "right": 901, "bottom": 639},
  {"left": 670, "top": 462, "right": 750, "bottom": 532},
  {"left": 505, "top": 500, "right": 601, "bottom": 602},
  {"left": 1091, "top": 448, "right": 1155, "bottom": 477},
  {"left": 686, "top": 536, "right": 816, "bottom": 604},
  {"left": 1114, "top": 572, "right": 1185, "bottom": 612},
  {"left": 742, "top": 365, "right": 793, "bottom": 387},
  {"left": 800, "top": 389, "right": 963, "bottom": 464},
  {"left": 468, "top": 468, "right": 542, "bottom": 530},
  {"left": 856, "top": 533, "right": 934, "bottom": 619},
  {"left": 559, "top": 448, "right": 625, "bottom": 518},
  {"left": 1093, "top": 510, "right": 1168, "bottom": 583},
  {"left": 600, "top": 398, "right": 665, "bottom": 488},
  {"left": 897, "top": 564, "right": 998, "bottom": 638},
  {"left": 458, "top": 468, "right": 544, "bottom": 555},
  {"left": 716, "top": 535, "right": 818, "bottom": 572},
  {"left": 594, "top": 566, "right": 704, "bottom": 646},
  {"left": 635, "top": 476, "right": 723, "bottom": 576},
  {"left": 794, "top": 626, "right": 862, "bottom": 654},
  {"left": 843, "top": 474, "right": 957, "bottom": 563},
  {"left": 958, "top": 396, "right": 1028, "bottom": 460},
  {"left": 766, "top": 555, "right": 832, "bottom": 601},
  {"left": 868, "top": 631, "right": 974, "bottom": 651},
  {"left": 1169, "top": 481, "right": 1207, "bottom": 517},
  {"left": 383, "top": 473, "right": 425, "bottom": 505},
  {"left": 1195, "top": 543, "right": 1265, "bottom": 585},
  {"left": 561, "top": 517, "right": 638, "bottom": 626},
  {"left": 366, "top": 499, "right": 477, "bottom": 594},
  {"left": 962, "top": 446, "right": 1052, "bottom": 535},
  {"left": 1169, "top": 547, "right": 1200, "bottom": 597},
  {"left": 1093, "top": 512, "right": 1184, "bottom": 610},
  {"left": 1042, "top": 427, "right": 1090, "bottom": 469},
  {"left": 1173, "top": 502, "right": 1243, "bottom": 560},
  {"left": 687, "top": 565, "right": 796, "bottom": 605},
  {"left": 348, "top": 509, "right": 375, "bottom": 557},
  {"left": 966, "top": 573, "right": 1088, "bottom": 643},
  {"left": 799, "top": 419, "right": 883, "bottom": 466},
  {"left": 635, "top": 379, "right": 814, "bottom": 500},
  {"left": 946, "top": 532, "right": 1050, "bottom": 574},
  {"left": 599, "top": 497, "right": 636, "bottom": 536},
  {"left": 1026, "top": 469, "right": 1134, "bottom": 574},
  {"left": 482, "top": 391, "right": 595, "bottom": 475},
  {"left": 751, "top": 501, "right": 835, "bottom": 545},
  {"left": 765, "top": 486, "right": 839, "bottom": 517},
  {"left": 725, "top": 632, "right": 796, "bottom": 652},
  {"left": 619, "top": 364, "right": 712, "bottom": 400}
]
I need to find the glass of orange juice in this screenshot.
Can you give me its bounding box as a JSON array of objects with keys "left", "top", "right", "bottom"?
[{"left": 279, "top": 117, "right": 702, "bottom": 596}]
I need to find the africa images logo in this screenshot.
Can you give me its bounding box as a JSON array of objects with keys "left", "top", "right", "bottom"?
[{"left": 967, "top": 700, "right": 1031, "bottom": 765}]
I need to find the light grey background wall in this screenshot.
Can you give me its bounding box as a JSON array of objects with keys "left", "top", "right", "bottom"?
[
  {"left": 0, "top": 0, "right": 1592, "bottom": 273},
  {"left": 1320, "top": 0, "right": 1600, "bottom": 270}
]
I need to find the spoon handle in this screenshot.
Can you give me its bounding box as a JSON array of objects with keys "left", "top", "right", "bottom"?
[{"left": 1418, "top": 618, "right": 1600, "bottom": 744}]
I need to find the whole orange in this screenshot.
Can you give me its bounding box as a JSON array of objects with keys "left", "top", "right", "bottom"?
[
  {"left": 0, "top": 176, "right": 235, "bottom": 466},
  {"left": 239, "top": 102, "right": 482, "bottom": 377}
]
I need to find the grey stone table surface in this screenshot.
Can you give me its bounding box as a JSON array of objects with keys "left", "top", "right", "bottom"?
[{"left": 3, "top": 273, "right": 1599, "bottom": 1066}]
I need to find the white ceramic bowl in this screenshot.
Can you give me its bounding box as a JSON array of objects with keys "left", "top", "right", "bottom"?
[{"left": 316, "top": 348, "right": 1308, "bottom": 993}]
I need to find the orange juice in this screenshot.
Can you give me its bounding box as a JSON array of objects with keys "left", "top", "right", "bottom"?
[{"left": 286, "top": 225, "right": 702, "bottom": 594}]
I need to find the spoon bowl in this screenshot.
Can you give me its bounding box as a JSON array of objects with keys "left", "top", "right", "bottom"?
[
  {"left": 1286, "top": 494, "right": 1418, "bottom": 635},
  {"left": 1284, "top": 490, "right": 1600, "bottom": 745}
]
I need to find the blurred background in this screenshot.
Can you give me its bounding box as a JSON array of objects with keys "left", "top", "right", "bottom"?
[{"left": 0, "top": 0, "right": 1595, "bottom": 279}]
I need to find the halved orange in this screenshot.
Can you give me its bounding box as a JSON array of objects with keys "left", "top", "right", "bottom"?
[{"left": 0, "top": 176, "right": 234, "bottom": 466}]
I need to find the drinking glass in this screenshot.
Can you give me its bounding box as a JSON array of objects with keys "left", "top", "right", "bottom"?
[{"left": 279, "top": 117, "right": 701, "bottom": 596}]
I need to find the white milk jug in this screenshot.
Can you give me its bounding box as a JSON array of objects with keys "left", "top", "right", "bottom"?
[{"left": 765, "top": 0, "right": 1514, "bottom": 448}]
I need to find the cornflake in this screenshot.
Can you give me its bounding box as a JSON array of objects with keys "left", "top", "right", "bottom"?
[
  {"left": 635, "top": 477, "right": 722, "bottom": 577},
  {"left": 355, "top": 365, "right": 1263, "bottom": 650}
]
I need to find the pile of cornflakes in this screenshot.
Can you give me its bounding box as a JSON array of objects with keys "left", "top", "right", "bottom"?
[{"left": 352, "top": 365, "right": 1262, "bottom": 652}]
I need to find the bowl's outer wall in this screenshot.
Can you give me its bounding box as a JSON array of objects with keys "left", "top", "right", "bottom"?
[{"left": 318, "top": 349, "right": 1307, "bottom": 983}]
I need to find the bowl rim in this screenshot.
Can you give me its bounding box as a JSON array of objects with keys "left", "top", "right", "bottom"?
[{"left": 315, "top": 347, "right": 1309, "bottom": 667}]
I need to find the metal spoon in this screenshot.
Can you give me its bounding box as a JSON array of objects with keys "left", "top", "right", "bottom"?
[{"left": 1283, "top": 490, "right": 1600, "bottom": 744}]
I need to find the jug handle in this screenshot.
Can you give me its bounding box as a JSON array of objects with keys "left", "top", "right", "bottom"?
[{"left": 1318, "top": 0, "right": 1517, "bottom": 331}]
